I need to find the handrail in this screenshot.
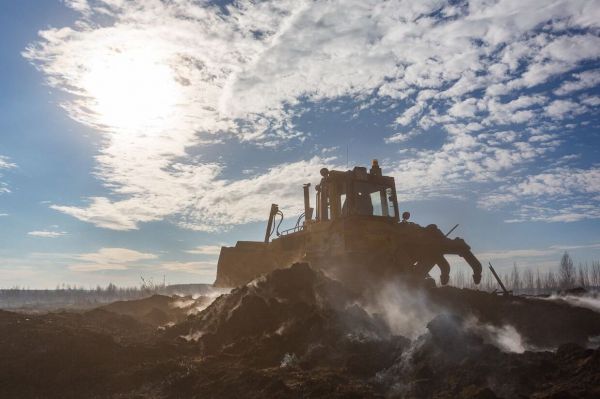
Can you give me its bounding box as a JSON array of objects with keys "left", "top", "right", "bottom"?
[{"left": 278, "top": 224, "right": 305, "bottom": 236}]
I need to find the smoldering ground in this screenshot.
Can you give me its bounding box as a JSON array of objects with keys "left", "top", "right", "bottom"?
[{"left": 1, "top": 263, "right": 600, "bottom": 398}]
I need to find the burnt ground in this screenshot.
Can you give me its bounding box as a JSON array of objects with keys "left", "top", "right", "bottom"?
[{"left": 1, "top": 263, "right": 599, "bottom": 399}]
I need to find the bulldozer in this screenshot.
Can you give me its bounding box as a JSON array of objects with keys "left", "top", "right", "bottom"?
[{"left": 214, "top": 160, "right": 482, "bottom": 290}]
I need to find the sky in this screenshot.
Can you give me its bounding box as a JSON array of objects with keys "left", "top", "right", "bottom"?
[{"left": 0, "top": 0, "right": 599, "bottom": 289}]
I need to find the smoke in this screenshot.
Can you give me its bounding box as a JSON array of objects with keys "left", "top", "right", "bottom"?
[
  {"left": 171, "top": 299, "right": 195, "bottom": 309},
  {"left": 180, "top": 330, "right": 203, "bottom": 342},
  {"left": 362, "top": 281, "right": 442, "bottom": 339},
  {"left": 465, "top": 319, "right": 527, "bottom": 353},
  {"left": 280, "top": 353, "right": 299, "bottom": 368},
  {"left": 170, "top": 287, "right": 230, "bottom": 315},
  {"left": 484, "top": 325, "right": 526, "bottom": 353},
  {"left": 544, "top": 293, "right": 600, "bottom": 313},
  {"left": 361, "top": 280, "right": 534, "bottom": 353}
]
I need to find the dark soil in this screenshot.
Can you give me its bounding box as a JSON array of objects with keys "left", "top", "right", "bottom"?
[{"left": 1, "top": 263, "right": 599, "bottom": 398}]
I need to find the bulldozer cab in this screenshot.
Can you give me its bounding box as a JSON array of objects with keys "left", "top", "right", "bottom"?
[{"left": 314, "top": 160, "right": 399, "bottom": 223}]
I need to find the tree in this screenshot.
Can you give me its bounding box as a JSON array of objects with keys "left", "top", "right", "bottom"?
[
  {"left": 591, "top": 261, "right": 600, "bottom": 287},
  {"left": 510, "top": 262, "right": 521, "bottom": 291},
  {"left": 577, "top": 263, "right": 589, "bottom": 288},
  {"left": 523, "top": 268, "right": 534, "bottom": 291},
  {"left": 106, "top": 282, "right": 117, "bottom": 294},
  {"left": 559, "top": 251, "right": 575, "bottom": 289}
]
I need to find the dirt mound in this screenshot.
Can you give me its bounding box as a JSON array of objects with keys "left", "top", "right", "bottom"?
[
  {"left": 100, "top": 294, "right": 184, "bottom": 326},
  {"left": 168, "top": 263, "right": 406, "bottom": 370},
  {"left": 377, "top": 313, "right": 600, "bottom": 398},
  {"left": 426, "top": 287, "right": 600, "bottom": 348}
]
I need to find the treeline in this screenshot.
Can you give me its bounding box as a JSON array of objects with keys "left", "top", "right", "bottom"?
[
  {"left": 0, "top": 278, "right": 167, "bottom": 310},
  {"left": 450, "top": 252, "right": 600, "bottom": 294}
]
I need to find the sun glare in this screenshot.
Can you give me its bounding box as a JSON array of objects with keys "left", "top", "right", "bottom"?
[{"left": 81, "top": 49, "right": 182, "bottom": 135}]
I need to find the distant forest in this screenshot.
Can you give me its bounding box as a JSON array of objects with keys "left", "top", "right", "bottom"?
[
  {"left": 0, "top": 278, "right": 211, "bottom": 311},
  {"left": 1, "top": 252, "right": 598, "bottom": 310},
  {"left": 452, "top": 252, "right": 600, "bottom": 294}
]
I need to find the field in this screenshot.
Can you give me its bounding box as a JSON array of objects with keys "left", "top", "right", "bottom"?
[{"left": 1, "top": 263, "right": 599, "bottom": 398}]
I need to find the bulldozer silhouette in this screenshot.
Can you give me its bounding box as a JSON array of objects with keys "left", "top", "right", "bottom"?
[{"left": 214, "top": 160, "right": 482, "bottom": 291}]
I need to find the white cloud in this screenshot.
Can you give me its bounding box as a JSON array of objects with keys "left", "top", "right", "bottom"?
[
  {"left": 395, "top": 103, "right": 425, "bottom": 126},
  {"left": 64, "top": 0, "right": 91, "bottom": 15},
  {"left": 159, "top": 261, "right": 216, "bottom": 275},
  {"left": 0, "top": 155, "right": 16, "bottom": 195},
  {"left": 69, "top": 263, "right": 129, "bottom": 272},
  {"left": 544, "top": 99, "right": 587, "bottom": 119},
  {"left": 385, "top": 131, "right": 419, "bottom": 143},
  {"left": 448, "top": 98, "right": 479, "bottom": 119},
  {"left": 0, "top": 156, "right": 15, "bottom": 170},
  {"left": 476, "top": 243, "right": 600, "bottom": 270},
  {"left": 580, "top": 95, "right": 600, "bottom": 107},
  {"left": 185, "top": 245, "right": 223, "bottom": 256},
  {"left": 27, "top": 230, "right": 67, "bottom": 238},
  {"left": 555, "top": 69, "right": 600, "bottom": 95},
  {"left": 69, "top": 247, "right": 158, "bottom": 272},
  {"left": 77, "top": 247, "right": 157, "bottom": 264},
  {"left": 481, "top": 167, "right": 600, "bottom": 222},
  {"left": 23, "top": 0, "right": 600, "bottom": 230},
  {"left": 477, "top": 248, "right": 557, "bottom": 261}
]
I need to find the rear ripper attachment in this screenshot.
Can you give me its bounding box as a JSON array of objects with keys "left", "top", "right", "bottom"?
[{"left": 213, "top": 160, "right": 482, "bottom": 290}]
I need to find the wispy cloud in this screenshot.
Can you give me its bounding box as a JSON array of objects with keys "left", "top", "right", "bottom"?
[
  {"left": 481, "top": 167, "right": 600, "bottom": 222},
  {"left": 24, "top": 0, "right": 600, "bottom": 231},
  {"left": 159, "top": 261, "right": 216, "bottom": 275},
  {"left": 0, "top": 156, "right": 15, "bottom": 170},
  {"left": 555, "top": 70, "right": 600, "bottom": 95},
  {"left": 69, "top": 247, "right": 157, "bottom": 272},
  {"left": 476, "top": 243, "right": 600, "bottom": 271},
  {"left": 0, "top": 155, "right": 16, "bottom": 195},
  {"left": 27, "top": 230, "right": 67, "bottom": 238},
  {"left": 185, "top": 245, "right": 223, "bottom": 256}
]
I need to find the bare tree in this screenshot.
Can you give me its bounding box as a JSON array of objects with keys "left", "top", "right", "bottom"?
[
  {"left": 510, "top": 262, "right": 521, "bottom": 291},
  {"left": 577, "top": 263, "right": 590, "bottom": 288},
  {"left": 546, "top": 270, "right": 557, "bottom": 290},
  {"left": 523, "top": 268, "right": 534, "bottom": 292},
  {"left": 591, "top": 261, "right": 600, "bottom": 287},
  {"left": 559, "top": 251, "right": 576, "bottom": 289}
]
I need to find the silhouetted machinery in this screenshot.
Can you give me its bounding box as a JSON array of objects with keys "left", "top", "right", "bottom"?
[{"left": 214, "top": 160, "right": 482, "bottom": 290}]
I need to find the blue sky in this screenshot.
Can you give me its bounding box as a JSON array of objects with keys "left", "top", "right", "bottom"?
[{"left": 1, "top": 0, "right": 599, "bottom": 288}]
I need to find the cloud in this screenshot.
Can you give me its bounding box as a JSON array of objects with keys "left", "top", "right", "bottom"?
[
  {"left": 69, "top": 247, "right": 158, "bottom": 272},
  {"left": 0, "top": 155, "right": 16, "bottom": 195},
  {"left": 477, "top": 248, "right": 557, "bottom": 261},
  {"left": 27, "top": 230, "right": 67, "bottom": 238},
  {"left": 185, "top": 245, "right": 223, "bottom": 256},
  {"left": 69, "top": 263, "right": 129, "bottom": 272},
  {"left": 159, "top": 261, "right": 216, "bottom": 276},
  {"left": 555, "top": 69, "right": 600, "bottom": 95},
  {"left": 51, "top": 156, "right": 333, "bottom": 231},
  {"left": 0, "top": 156, "right": 15, "bottom": 170},
  {"left": 64, "top": 0, "right": 91, "bottom": 15},
  {"left": 481, "top": 167, "right": 600, "bottom": 222},
  {"left": 23, "top": 0, "right": 600, "bottom": 230},
  {"left": 544, "top": 100, "right": 587, "bottom": 119},
  {"left": 475, "top": 243, "right": 600, "bottom": 273},
  {"left": 77, "top": 247, "right": 157, "bottom": 263}
]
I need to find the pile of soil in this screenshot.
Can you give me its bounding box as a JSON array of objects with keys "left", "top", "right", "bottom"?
[
  {"left": 427, "top": 286, "right": 600, "bottom": 348},
  {"left": 1, "top": 263, "right": 599, "bottom": 398}
]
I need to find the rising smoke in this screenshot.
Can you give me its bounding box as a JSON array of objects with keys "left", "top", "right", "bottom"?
[{"left": 362, "top": 280, "right": 532, "bottom": 353}]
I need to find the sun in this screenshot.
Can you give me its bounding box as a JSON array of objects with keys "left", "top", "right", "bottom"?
[{"left": 81, "top": 48, "right": 182, "bottom": 135}]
